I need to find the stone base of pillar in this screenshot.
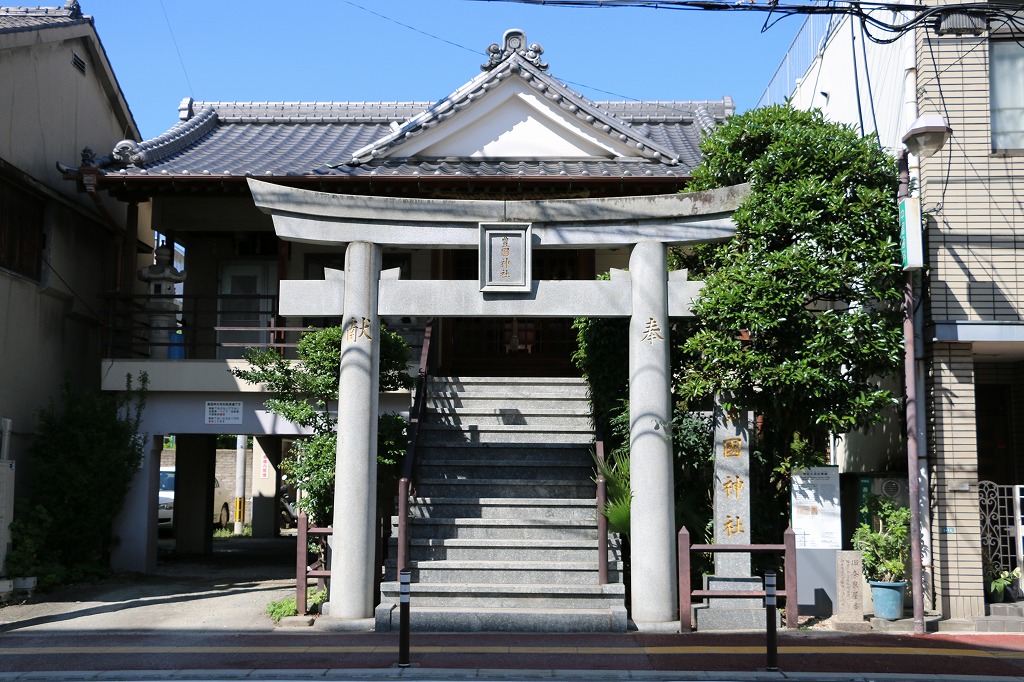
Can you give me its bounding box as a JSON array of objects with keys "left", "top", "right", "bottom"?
[
  {"left": 631, "top": 619, "right": 682, "bottom": 633},
  {"left": 313, "top": 607, "right": 375, "bottom": 632},
  {"left": 692, "top": 576, "right": 780, "bottom": 631}
]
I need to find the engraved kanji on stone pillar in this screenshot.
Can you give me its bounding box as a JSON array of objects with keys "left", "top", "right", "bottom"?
[{"left": 713, "top": 398, "right": 752, "bottom": 578}]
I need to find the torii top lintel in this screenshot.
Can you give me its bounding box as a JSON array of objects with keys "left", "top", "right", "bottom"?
[{"left": 247, "top": 179, "right": 749, "bottom": 248}]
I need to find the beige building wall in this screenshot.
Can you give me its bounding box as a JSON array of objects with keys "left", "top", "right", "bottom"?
[
  {"left": 0, "top": 21, "right": 139, "bottom": 467},
  {"left": 916, "top": 26, "right": 1024, "bottom": 618}
]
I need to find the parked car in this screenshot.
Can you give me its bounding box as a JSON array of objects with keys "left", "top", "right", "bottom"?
[{"left": 158, "top": 466, "right": 235, "bottom": 530}]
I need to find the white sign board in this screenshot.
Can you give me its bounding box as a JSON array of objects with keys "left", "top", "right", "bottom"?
[
  {"left": 791, "top": 466, "right": 841, "bottom": 549},
  {"left": 205, "top": 401, "right": 243, "bottom": 425},
  {"left": 899, "top": 196, "right": 923, "bottom": 270}
]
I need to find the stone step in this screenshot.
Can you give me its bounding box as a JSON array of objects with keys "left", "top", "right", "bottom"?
[
  {"left": 394, "top": 537, "right": 622, "bottom": 562},
  {"left": 422, "top": 424, "right": 594, "bottom": 446},
  {"left": 424, "top": 413, "right": 593, "bottom": 428},
  {"left": 416, "top": 444, "right": 593, "bottom": 460},
  {"left": 413, "top": 478, "right": 595, "bottom": 499},
  {"left": 415, "top": 460, "right": 593, "bottom": 481},
  {"left": 989, "top": 603, "right": 1024, "bottom": 618},
  {"left": 375, "top": 603, "right": 627, "bottom": 633},
  {"left": 378, "top": 581, "right": 625, "bottom": 609},
  {"left": 398, "top": 559, "right": 622, "bottom": 584},
  {"left": 405, "top": 497, "right": 598, "bottom": 520},
  {"left": 428, "top": 375, "right": 588, "bottom": 390},
  {"left": 425, "top": 396, "right": 591, "bottom": 412},
  {"left": 396, "top": 517, "right": 601, "bottom": 540}
]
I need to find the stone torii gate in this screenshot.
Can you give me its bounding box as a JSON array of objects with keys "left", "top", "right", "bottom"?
[{"left": 248, "top": 178, "right": 749, "bottom": 630}]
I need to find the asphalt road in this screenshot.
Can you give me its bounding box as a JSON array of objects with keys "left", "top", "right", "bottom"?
[{"left": 1, "top": 536, "right": 1023, "bottom": 681}]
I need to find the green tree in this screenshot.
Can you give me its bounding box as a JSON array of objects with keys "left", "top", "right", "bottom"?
[
  {"left": 678, "top": 104, "right": 903, "bottom": 467},
  {"left": 233, "top": 325, "right": 412, "bottom": 524},
  {"left": 9, "top": 374, "right": 147, "bottom": 587}
]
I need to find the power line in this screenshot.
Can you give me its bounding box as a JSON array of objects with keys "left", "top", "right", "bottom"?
[
  {"left": 159, "top": 0, "right": 194, "bottom": 98},
  {"left": 465, "top": 0, "right": 1024, "bottom": 44},
  {"left": 343, "top": 0, "right": 708, "bottom": 120}
]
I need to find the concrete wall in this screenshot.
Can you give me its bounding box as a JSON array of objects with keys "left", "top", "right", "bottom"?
[{"left": 0, "top": 22, "right": 138, "bottom": 471}]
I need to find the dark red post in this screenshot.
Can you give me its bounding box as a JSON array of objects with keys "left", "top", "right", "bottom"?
[
  {"left": 296, "top": 510, "right": 308, "bottom": 616},
  {"left": 783, "top": 527, "right": 797, "bottom": 629},
  {"left": 397, "top": 477, "right": 410, "bottom": 579},
  {"left": 678, "top": 526, "right": 691, "bottom": 631},
  {"left": 597, "top": 474, "right": 608, "bottom": 585}
]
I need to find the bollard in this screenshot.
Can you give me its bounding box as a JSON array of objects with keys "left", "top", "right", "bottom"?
[
  {"left": 765, "top": 570, "right": 778, "bottom": 672},
  {"left": 398, "top": 568, "right": 411, "bottom": 667}
]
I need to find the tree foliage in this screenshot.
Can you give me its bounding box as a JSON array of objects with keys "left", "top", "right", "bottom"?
[
  {"left": 233, "top": 325, "right": 412, "bottom": 524},
  {"left": 678, "top": 105, "right": 903, "bottom": 455},
  {"left": 8, "top": 374, "right": 148, "bottom": 586}
]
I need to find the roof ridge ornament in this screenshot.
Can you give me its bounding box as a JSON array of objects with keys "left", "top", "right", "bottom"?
[{"left": 482, "top": 29, "right": 547, "bottom": 72}]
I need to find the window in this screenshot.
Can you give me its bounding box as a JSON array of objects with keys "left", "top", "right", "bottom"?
[
  {"left": 0, "top": 177, "right": 44, "bottom": 280},
  {"left": 991, "top": 40, "right": 1024, "bottom": 150}
]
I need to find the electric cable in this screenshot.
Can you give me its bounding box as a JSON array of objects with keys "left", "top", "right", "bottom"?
[
  {"left": 858, "top": 18, "right": 882, "bottom": 144},
  {"left": 467, "top": 0, "right": 1024, "bottom": 46},
  {"left": 850, "top": 17, "right": 867, "bottom": 136},
  {"left": 40, "top": 255, "right": 102, "bottom": 321},
  {"left": 158, "top": 0, "right": 193, "bottom": 98}
]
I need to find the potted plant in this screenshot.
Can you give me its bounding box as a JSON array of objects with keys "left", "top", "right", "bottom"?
[
  {"left": 984, "top": 550, "right": 1021, "bottom": 604},
  {"left": 852, "top": 494, "right": 910, "bottom": 620}
]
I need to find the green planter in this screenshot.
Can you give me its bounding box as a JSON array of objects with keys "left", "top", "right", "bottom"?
[{"left": 869, "top": 580, "right": 906, "bottom": 620}]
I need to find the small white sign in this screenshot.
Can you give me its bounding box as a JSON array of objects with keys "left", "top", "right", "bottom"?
[
  {"left": 205, "top": 401, "right": 243, "bottom": 425},
  {"left": 791, "top": 466, "right": 841, "bottom": 549},
  {"left": 899, "top": 197, "right": 923, "bottom": 270}
]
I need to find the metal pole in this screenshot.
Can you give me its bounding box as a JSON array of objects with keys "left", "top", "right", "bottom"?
[
  {"left": 899, "top": 149, "right": 926, "bottom": 635},
  {"left": 398, "top": 568, "right": 411, "bottom": 667},
  {"left": 296, "top": 511, "right": 308, "bottom": 616},
  {"left": 765, "top": 571, "right": 778, "bottom": 672},
  {"left": 234, "top": 434, "right": 247, "bottom": 535}
]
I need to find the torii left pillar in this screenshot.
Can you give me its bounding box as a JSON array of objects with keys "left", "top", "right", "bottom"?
[{"left": 325, "top": 240, "right": 382, "bottom": 627}]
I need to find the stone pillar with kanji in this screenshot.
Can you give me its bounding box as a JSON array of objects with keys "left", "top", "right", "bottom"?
[
  {"left": 693, "top": 396, "right": 778, "bottom": 630},
  {"left": 714, "top": 399, "right": 752, "bottom": 577},
  {"left": 627, "top": 240, "right": 678, "bottom": 629},
  {"left": 324, "top": 240, "right": 382, "bottom": 626}
]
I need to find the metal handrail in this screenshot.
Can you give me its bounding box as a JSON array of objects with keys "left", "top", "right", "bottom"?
[
  {"left": 296, "top": 510, "right": 333, "bottom": 616},
  {"left": 678, "top": 526, "right": 798, "bottom": 631},
  {"left": 396, "top": 317, "right": 433, "bottom": 578},
  {"left": 594, "top": 426, "right": 609, "bottom": 586}
]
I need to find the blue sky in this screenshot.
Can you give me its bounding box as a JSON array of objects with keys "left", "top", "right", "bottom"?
[{"left": 83, "top": 0, "right": 803, "bottom": 140}]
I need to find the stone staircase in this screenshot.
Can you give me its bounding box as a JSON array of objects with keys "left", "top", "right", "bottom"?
[{"left": 375, "top": 375, "right": 627, "bottom": 632}]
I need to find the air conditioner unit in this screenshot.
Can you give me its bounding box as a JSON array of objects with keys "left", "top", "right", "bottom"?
[{"left": 869, "top": 475, "right": 909, "bottom": 508}]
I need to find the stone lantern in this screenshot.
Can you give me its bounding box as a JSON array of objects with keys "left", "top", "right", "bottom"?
[{"left": 137, "top": 244, "right": 186, "bottom": 359}]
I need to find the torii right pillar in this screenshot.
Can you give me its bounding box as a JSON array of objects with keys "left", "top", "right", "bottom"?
[{"left": 628, "top": 241, "right": 679, "bottom": 630}]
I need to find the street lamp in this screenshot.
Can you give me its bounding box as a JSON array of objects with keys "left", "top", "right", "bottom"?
[{"left": 899, "top": 113, "right": 950, "bottom": 635}]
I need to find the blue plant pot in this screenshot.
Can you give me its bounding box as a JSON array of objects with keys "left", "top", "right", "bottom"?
[{"left": 869, "top": 580, "right": 906, "bottom": 620}]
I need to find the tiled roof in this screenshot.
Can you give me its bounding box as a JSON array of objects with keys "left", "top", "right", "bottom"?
[
  {"left": 0, "top": 1, "right": 88, "bottom": 33},
  {"left": 99, "top": 102, "right": 719, "bottom": 179},
  {"left": 90, "top": 30, "right": 733, "bottom": 182}
]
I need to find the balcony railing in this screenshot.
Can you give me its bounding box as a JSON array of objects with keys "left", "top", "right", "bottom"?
[
  {"left": 101, "top": 292, "right": 428, "bottom": 365},
  {"left": 100, "top": 292, "right": 302, "bottom": 360},
  {"left": 757, "top": 12, "right": 842, "bottom": 108}
]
